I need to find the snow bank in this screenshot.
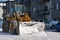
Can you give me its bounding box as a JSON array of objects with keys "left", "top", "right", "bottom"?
[{"left": 19, "top": 22, "right": 45, "bottom": 35}]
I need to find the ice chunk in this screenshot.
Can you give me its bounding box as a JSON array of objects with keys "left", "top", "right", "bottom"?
[{"left": 19, "top": 22, "right": 45, "bottom": 35}]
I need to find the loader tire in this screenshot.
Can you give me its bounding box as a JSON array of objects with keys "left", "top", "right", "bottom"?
[
  {"left": 2, "top": 21, "right": 10, "bottom": 32},
  {"left": 2, "top": 27, "right": 6, "bottom": 32},
  {"left": 10, "top": 20, "right": 19, "bottom": 35},
  {"left": 2, "top": 25, "right": 9, "bottom": 32},
  {"left": 2, "top": 23, "right": 8, "bottom": 32},
  {"left": 15, "top": 26, "right": 19, "bottom": 35},
  {"left": 14, "top": 21, "right": 19, "bottom": 35},
  {"left": 2, "top": 23, "right": 5, "bottom": 32}
]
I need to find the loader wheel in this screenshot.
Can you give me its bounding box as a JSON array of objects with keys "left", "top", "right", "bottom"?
[
  {"left": 2, "top": 24, "right": 5, "bottom": 32},
  {"left": 2, "top": 23, "right": 5, "bottom": 32},
  {"left": 50, "top": 25, "right": 55, "bottom": 29},
  {"left": 2, "top": 23, "right": 9, "bottom": 32},
  {"left": 10, "top": 20, "right": 19, "bottom": 35},
  {"left": 2, "top": 21, "right": 10, "bottom": 32},
  {"left": 2, "top": 26, "right": 5, "bottom": 32},
  {"left": 15, "top": 26, "right": 19, "bottom": 35},
  {"left": 13, "top": 21, "right": 19, "bottom": 35}
]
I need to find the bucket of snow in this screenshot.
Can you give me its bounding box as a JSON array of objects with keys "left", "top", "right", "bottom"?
[{"left": 19, "top": 22, "right": 45, "bottom": 35}]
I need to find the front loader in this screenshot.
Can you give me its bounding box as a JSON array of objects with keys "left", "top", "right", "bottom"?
[{"left": 2, "top": 5, "right": 31, "bottom": 35}]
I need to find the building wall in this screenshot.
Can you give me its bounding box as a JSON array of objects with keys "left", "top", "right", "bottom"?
[
  {"left": 5, "top": 0, "right": 60, "bottom": 21},
  {"left": 30, "top": 0, "right": 44, "bottom": 21},
  {"left": 22, "top": 0, "right": 50, "bottom": 21},
  {"left": 13, "top": 0, "right": 44, "bottom": 21},
  {"left": 50, "top": 0, "right": 60, "bottom": 20},
  {"left": 7, "top": 0, "right": 44, "bottom": 21}
]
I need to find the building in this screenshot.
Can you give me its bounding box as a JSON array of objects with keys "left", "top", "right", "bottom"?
[
  {"left": 30, "top": 0, "right": 50, "bottom": 21},
  {"left": 14, "top": 0, "right": 50, "bottom": 21},
  {"left": 49, "top": 0, "right": 60, "bottom": 21},
  {"left": 42, "top": 0, "right": 60, "bottom": 21},
  {"left": 2, "top": 0, "right": 50, "bottom": 21},
  {"left": 2, "top": 0, "right": 60, "bottom": 21},
  {"left": 30, "top": 0, "right": 60, "bottom": 21}
]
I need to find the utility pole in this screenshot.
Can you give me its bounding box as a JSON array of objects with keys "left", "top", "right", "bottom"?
[
  {"left": 22, "top": 0, "right": 24, "bottom": 14},
  {"left": 43, "top": 0, "right": 45, "bottom": 22},
  {"left": 43, "top": 0, "right": 50, "bottom": 22},
  {"left": 50, "top": 0, "right": 52, "bottom": 20},
  {"left": 43, "top": 0, "right": 50, "bottom": 31},
  {"left": 8, "top": 0, "right": 11, "bottom": 14}
]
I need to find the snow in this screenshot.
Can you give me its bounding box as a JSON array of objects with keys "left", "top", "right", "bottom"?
[
  {"left": 0, "top": 31, "right": 47, "bottom": 40},
  {"left": 0, "top": 28, "right": 2, "bottom": 31},
  {"left": 46, "top": 32, "right": 60, "bottom": 40},
  {"left": 0, "top": 21, "right": 60, "bottom": 40},
  {"left": 20, "top": 30, "right": 49, "bottom": 40},
  {"left": 0, "top": 21, "right": 47, "bottom": 40},
  {"left": 19, "top": 22, "right": 45, "bottom": 35}
]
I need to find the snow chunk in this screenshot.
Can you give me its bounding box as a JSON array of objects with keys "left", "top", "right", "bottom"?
[{"left": 19, "top": 22, "right": 45, "bottom": 35}]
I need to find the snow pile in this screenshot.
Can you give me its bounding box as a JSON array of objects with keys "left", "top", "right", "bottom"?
[
  {"left": 19, "top": 22, "right": 45, "bottom": 35},
  {"left": 20, "top": 31, "right": 47, "bottom": 40}
]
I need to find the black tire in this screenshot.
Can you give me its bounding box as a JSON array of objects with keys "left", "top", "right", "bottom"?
[
  {"left": 14, "top": 21, "right": 19, "bottom": 35},
  {"left": 50, "top": 25, "right": 55, "bottom": 29},
  {"left": 2, "top": 20, "right": 10, "bottom": 32},
  {"left": 2, "top": 27, "right": 6, "bottom": 32},
  {"left": 2, "top": 24, "right": 9, "bottom": 32},
  {"left": 10, "top": 20, "right": 19, "bottom": 35},
  {"left": 10, "top": 30, "right": 14, "bottom": 34},
  {"left": 15, "top": 27, "right": 19, "bottom": 35},
  {"left": 3, "top": 27, "right": 9, "bottom": 32},
  {"left": 16, "top": 21, "right": 19, "bottom": 35}
]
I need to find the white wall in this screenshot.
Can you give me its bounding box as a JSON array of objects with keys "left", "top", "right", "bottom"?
[
  {"left": 0, "top": 3, "right": 6, "bottom": 6},
  {"left": 0, "top": 7, "right": 3, "bottom": 19}
]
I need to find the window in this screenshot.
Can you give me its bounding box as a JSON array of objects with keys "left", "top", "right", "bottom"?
[
  {"left": 56, "top": 3, "right": 58, "bottom": 10},
  {"left": 24, "top": 0, "right": 31, "bottom": 6},
  {"left": 44, "top": 6, "right": 48, "bottom": 12},
  {"left": 56, "top": 2, "right": 60, "bottom": 10},
  {"left": 32, "top": 7, "right": 42, "bottom": 13},
  {"left": 36, "top": 9, "right": 40, "bottom": 13},
  {"left": 32, "top": 7, "right": 40, "bottom": 13},
  {"left": 32, "top": 7, "right": 36, "bottom": 12}
]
